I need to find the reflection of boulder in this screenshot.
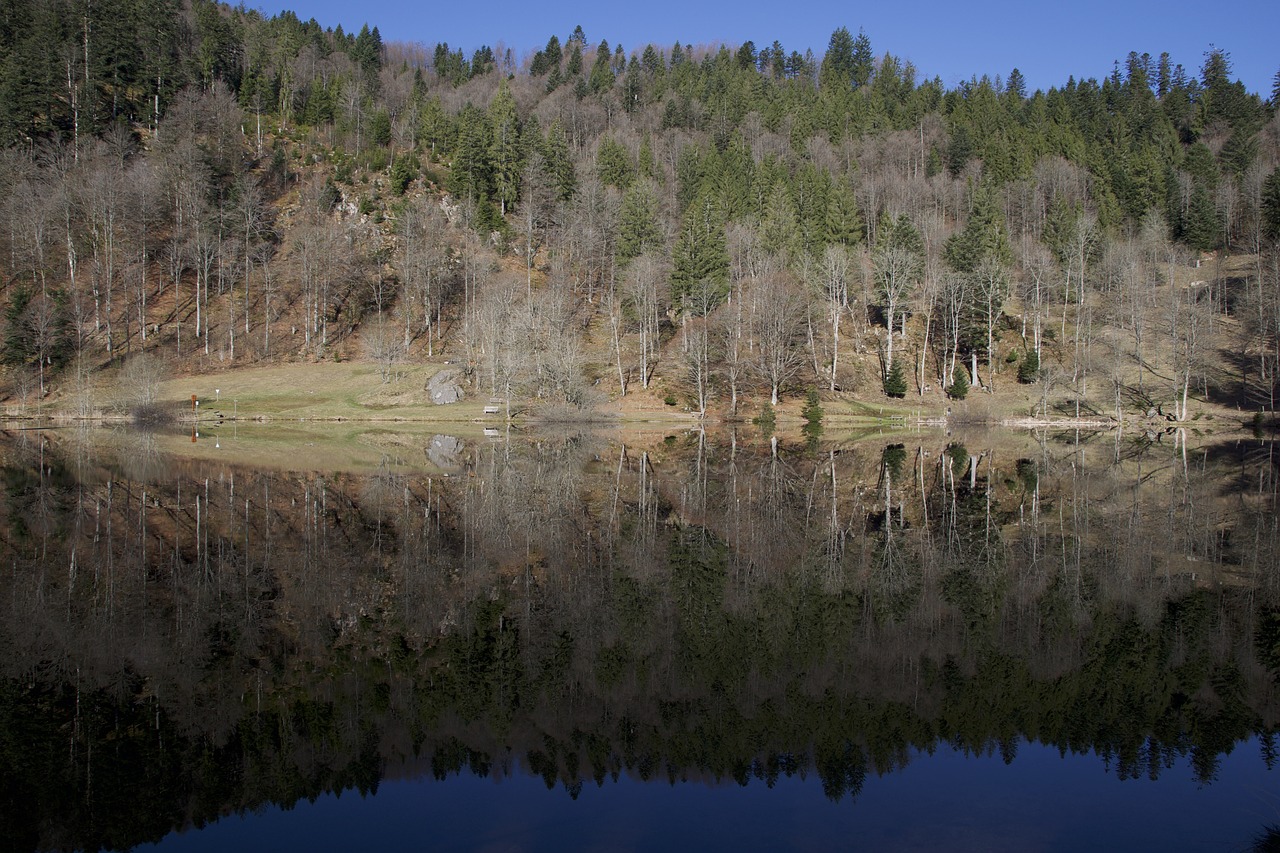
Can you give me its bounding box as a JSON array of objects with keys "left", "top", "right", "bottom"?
[
  {"left": 426, "top": 434, "right": 463, "bottom": 471},
  {"left": 428, "top": 368, "right": 465, "bottom": 405}
]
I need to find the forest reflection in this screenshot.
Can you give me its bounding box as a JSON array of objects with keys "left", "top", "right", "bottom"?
[{"left": 1, "top": 426, "right": 1278, "bottom": 852}]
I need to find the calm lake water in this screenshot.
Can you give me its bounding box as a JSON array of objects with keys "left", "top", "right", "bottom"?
[{"left": 2, "top": 425, "right": 1278, "bottom": 852}]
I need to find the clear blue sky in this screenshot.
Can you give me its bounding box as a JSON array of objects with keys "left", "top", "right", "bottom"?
[{"left": 265, "top": 0, "right": 1278, "bottom": 96}]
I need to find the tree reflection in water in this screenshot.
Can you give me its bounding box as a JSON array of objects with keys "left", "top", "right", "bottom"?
[{"left": 0, "top": 427, "right": 1276, "bottom": 851}]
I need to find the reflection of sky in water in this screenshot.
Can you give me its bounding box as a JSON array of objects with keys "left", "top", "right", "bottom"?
[{"left": 140, "top": 738, "right": 1277, "bottom": 852}]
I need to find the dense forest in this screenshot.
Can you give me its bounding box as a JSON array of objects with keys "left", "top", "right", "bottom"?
[{"left": 2, "top": 0, "right": 1280, "bottom": 416}]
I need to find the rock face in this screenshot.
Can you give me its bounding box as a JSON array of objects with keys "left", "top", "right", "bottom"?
[{"left": 427, "top": 368, "right": 464, "bottom": 405}]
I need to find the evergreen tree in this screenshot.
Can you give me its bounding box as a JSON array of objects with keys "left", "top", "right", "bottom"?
[
  {"left": 1017, "top": 349, "right": 1040, "bottom": 384},
  {"left": 596, "top": 136, "right": 634, "bottom": 189},
  {"left": 351, "top": 24, "right": 382, "bottom": 79},
  {"left": 825, "top": 181, "right": 864, "bottom": 247},
  {"left": 945, "top": 183, "right": 1011, "bottom": 273},
  {"left": 672, "top": 192, "right": 729, "bottom": 311},
  {"left": 617, "top": 182, "right": 662, "bottom": 262},
  {"left": 802, "top": 388, "right": 824, "bottom": 440},
  {"left": 590, "top": 40, "right": 615, "bottom": 93},
  {"left": 1262, "top": 167, "right": 1280, "bottom": 242},
  {"left": 541, "top": 119, "right": 576, "bottom": 201},
  {"left": 946, "top": 368, "right": 970, "bottom": 400},
  {"left": 851, "top": 30, "right": 874, "bottom": 88},
  {"left": 819, "top": 27, "right": 856, "bottom": 90},
  {"left": 1180, "top": 184, "right": 1217, "bottom": 251},
  {"left": 543, "top": 35, "right": 563, "bottom": 69},
  {"left": 761, "top": 181, "right": 802, "bottom": 261},
  {"left": 450, "top": 104, "right": 493, "bottom": 201},
  {"left": 488, "top": 81, "right": 521, "bottom": 215},
  {"left": 1006, "top": 68, "right": 1027, "bottom": 100},
  {"left": 883, "top": 360, "right": 907, "bottom": 398}
]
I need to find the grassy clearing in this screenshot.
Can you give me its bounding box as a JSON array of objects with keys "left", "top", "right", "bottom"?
[{"left": 153, "top": 361, "right": 502, "bottom": 423}]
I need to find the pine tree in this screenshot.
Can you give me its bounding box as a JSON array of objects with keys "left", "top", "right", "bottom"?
[
  {"left": 590, "top": 39, "right": 614, "bottom": 93},
  {"left": 672, "top": 192, "right": 729, "bottom": 312},
  {"left": 596, "top": 136, "right": 634, "bottom": 189},
  {"left": 1006, "top": 67, "right": 1026, "bottom": 100},
  {"left": 1017, "top": 349, "right": 1040, "bottom": 383},
  {"left": 883, "top": 361, "right": 907, "bottom": 398},
  {"left": 825, "top": 180, "right": 864, "bottom": 247},
  {"left": 541, "top": 119, "right": 576, "bottom": 201},
  {"left": 944, "top": 183, "right": 1011, "bottom": 274},
  {"left": 819, "top": 27, "right": 856, "bottom": 90},
  {"left": 617, "top": 182, "right": 662, "bottom": 262},
  {"left": 1181, "top": 184, "right": 1217, "bottom": 251},
  {"left": 449, "top": 104, "right": 493, "bottom": 201},
  {"left": 761, "top": 181, "right": 801, "bottom": 261},
  {"left": 1260, "top": 166, "right": 1280, "bottom": 242},
  {"left": 851, "top": 30, "right": 874, "bottom": 88},
  {"left": 946, "top": 368, "right": 969, "bottom": 400},
  {"left": 488, "top": 81, "right": 521, "bottom": 215}
]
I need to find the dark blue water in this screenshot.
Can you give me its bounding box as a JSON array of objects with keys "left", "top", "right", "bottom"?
[{"left": 140, "top": 738, "right": 1277, "bottom": 852}]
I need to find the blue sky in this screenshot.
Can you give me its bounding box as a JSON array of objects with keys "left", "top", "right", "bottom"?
[{"left": 267, "top": 0, "right": 1278, "bottom": 96}]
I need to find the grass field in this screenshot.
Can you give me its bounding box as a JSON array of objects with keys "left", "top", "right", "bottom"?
[{"left": 151, "top": 361, "right": 498, "bottom": 422}]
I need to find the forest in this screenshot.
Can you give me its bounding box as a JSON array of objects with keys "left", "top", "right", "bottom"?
[{"left": 2, "top": 0, "right": 1280, "bottom": 418}]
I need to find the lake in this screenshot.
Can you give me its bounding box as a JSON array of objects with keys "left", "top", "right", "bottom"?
[{"left": 1, "top": 424, "right": 1277, "bottom": 851}]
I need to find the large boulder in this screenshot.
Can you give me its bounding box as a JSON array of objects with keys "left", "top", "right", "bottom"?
[{"left": 427, "top": 367, "right": 465, "bottom": 405}]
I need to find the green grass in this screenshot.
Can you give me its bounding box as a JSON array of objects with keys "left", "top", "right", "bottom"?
[{"left": 155, "top": 362, "right": 505, "bottom": 423}]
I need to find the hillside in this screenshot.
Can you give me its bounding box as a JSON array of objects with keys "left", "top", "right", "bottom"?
[{"left": 1, "top": 1, "right": 1279, "bottom": 427}]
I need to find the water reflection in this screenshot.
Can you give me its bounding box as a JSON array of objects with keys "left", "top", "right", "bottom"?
[{"left": 0, "top": 427, "right": 1277, "bottom": 851}]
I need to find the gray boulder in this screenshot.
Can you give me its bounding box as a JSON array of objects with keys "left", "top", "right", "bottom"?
[{"left": 427, "top": 368, "right": 465, "bottom": 405}]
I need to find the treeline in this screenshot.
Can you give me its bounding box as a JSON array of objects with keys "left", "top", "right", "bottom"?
[{"left": 3, "top": 2, "right": 1280, "bottom": 412}]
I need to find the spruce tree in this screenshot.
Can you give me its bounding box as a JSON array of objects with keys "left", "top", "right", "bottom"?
[
  {"left": 596, "top": 137, "right": 634, "bottom": 189},
  {"left": 617, "top": 182, "right": 662, "bottom": 262},
  {"left": 819, "top": 27, "right": 856, "bottom": 90},
  {"left": 541, "top": 119, "right": 576, "bottom": 201},
  {"left": 825, "top": 181, "right": 864, "bottom": 247},
  {"left": 761, "top": 181, "right": 802, "bottom": 260},
  {"left": 1017, "top": 349, "right": 1040, "bottom": 384},
  {"left": 1260, "top": 166, "right": 1280, "bottom": 241},
  {"left": 671, "top": 192, "right": 729, "bottom": 312},
  {"left": 883, "top": 361, "right": 907, "bottom": 398}
]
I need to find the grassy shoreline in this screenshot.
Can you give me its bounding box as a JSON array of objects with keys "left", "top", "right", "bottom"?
[{"left": 1, "top": 360, "right": 1266, "bottom": 437}]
